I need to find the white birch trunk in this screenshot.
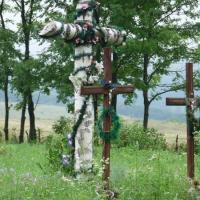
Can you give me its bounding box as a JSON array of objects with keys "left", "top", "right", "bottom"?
[
  {"left": 70, "top": 0, "right": 95, "bottom": 171},
  {"left": 69, "top": 47, "right": 94, "bottom": 171}
]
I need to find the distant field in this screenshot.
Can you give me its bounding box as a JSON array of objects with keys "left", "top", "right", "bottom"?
[
  {"left": 0, "top": 102, "right": 186, "bottom": 144},
  {"left": 0, "top": 102, "right": 68, "bottom": 137}
]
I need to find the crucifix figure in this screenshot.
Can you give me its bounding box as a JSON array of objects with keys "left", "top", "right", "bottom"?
[
  {"left": 81, "top": 48, "right": 134, "bottom": 189},
  {"left": 166, "top": 63, "right": 195, "bottom": 179},
  {"left": 39, "top": 0, "right": 126, "bottom": 171}
]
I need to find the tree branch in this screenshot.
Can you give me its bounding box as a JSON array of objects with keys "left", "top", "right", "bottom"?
[
  {"left": 154, "top": 1, "right": 192, "bottom": 27},
  {"left": 148, "top": 66, "right": 160, "bottom": 83},
  {"left": 20, "top": 0, "right": 27, "bottom": 26},
  {"left": 13, "top": 0, "right": 21, "bottom": 9},
  {"left": 28, "top": 0, "right": 34, "bottom": 25},
  {"left": 149, "top": 85, "right": 184, "bottom": 105},
  {"left": 0, "top": 0, "right": 5, "bottom": 29}
]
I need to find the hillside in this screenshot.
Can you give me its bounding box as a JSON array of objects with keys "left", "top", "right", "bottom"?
[{"left": 0, "top": 89, "right": 186, "bottom": 122}]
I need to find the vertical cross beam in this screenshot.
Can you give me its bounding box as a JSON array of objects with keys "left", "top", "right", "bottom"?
[
  {"left": 166, "top": 63, "right": 194, "bottom": 179},
  {"left": 102, "top": 48, "right": 112, "bottom": 189},
  {"left": 186, "top": 63, "right": 194, "bottom": 179}
]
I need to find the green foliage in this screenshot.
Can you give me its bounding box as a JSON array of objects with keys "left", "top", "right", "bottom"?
[
  {"left": 114, "top": 121, "right": 167, "bottom": 150},
  {"left": 100, "top": 0, "right": 200, "bottom": 128},
  {"left": 12, "top": 59, "right": 44, "bottom": 95},
  {"left": 45, "top": 134, "right": 72, "bottom": 174},
  {"left": 46, "top": 117, "right": 73, "bottom": 174},
  {"left": 193, "top": 133, "right": 200, "bottom": 154},
  {"left": 52, "top": 116, "right": 73, "bottom": 135},
  {"left": 0, "top": 28, "right": 19, "bottom": 91},
  {"left": 0, "top": 146, "right": 7, "bottom": 155},
  {"left": 9, "top": 134, "right": 18, "bottom": 144}
]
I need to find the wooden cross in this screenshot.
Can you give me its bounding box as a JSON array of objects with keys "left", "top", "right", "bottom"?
[
  {"left": 39, "top": 0, "right": 127, "bottom": 171},
  {"left": 81, "top": 48, "right": 134, "bottom": 189},
  {"left": 166, "top": 63, "right": 195, "bottom": 179}
]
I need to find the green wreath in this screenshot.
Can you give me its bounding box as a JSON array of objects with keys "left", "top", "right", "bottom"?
[{"left": 96, "top": 107, "right": 121, "bottom": 142}]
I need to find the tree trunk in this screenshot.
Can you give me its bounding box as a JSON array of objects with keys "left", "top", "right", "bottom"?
[
  {"left": 143, "top": 53, "right": 150, "bottom": 129},
  {"left": 1, "top": 0, "right": 9, "bottom": 141},
  {"left": 143, "top": 91, "right": 150, "bottom": 129},
  {"left": 19, "top": 97, "right": 27, "bottom": 143},
  {"left": 4, "top": 76, "right": 9, "bottom": 141},
  {"left": 28, "top": 93, "right": 36, "bottom": 142}
]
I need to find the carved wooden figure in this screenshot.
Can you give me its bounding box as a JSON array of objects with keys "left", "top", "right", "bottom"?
[{"left": 39, "top": 0, "right": 126, "bottom": 171}]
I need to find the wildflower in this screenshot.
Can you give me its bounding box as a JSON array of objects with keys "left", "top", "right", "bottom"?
[
  {"left": 61, "top": 176, "right": 71, "bottom": 182},
  {"left": 67, "top": 134, "right": 73, "bottom": 147},
  {"left": 62, "top": 154, "right": 70, "bottom": 167}
]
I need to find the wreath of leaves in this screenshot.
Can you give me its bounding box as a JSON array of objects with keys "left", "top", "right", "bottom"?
[{"left": 96, "top": 107, "right": 121, "bottom": 142}]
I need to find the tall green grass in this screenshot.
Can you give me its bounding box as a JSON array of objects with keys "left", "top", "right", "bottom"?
[{"left": 0, "top": 144, "right": 197, "bottom": 199}]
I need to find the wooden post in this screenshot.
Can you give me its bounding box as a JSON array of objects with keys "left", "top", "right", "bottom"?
[
  {"left": 102, "top": 48, "right": 112, "bottom": 189},
  {"left": 186, "top": 63, "right": 194, "bottom": 179},
  {"left": 166, "top": 63, "right": 195, "bottom": 179}
]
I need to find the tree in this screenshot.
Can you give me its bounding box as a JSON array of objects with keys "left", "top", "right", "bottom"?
[
  {"left": 0, "top": 0, "right": 19, "bottom": 141},
  {"left": 101, "top": 0, "right": 200, "bottom": 129},
  {"left": 13, "top": 0, "right": 44, "bottom": 142},
  {"left": 12, "top": 58, "right": 44, "bottom": 142}
]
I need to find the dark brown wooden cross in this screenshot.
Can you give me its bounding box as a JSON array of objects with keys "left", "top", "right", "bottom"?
[
  {"left": 81, "top": 47, "right": 134, "bottom": 189},
  {"left": 166, "top": 63, "right": 195, "bottom": 179}
]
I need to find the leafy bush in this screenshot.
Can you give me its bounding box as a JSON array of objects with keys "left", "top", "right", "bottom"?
[
  {"left": 114, "top": 121, "right": 167, "bottom": 150},
  {"left": 52, "top": 116, "right": 73, "bottom": 135},
  {"left": 193, "top": 132, "right": 200, "bottom": 154},
  {"left": 45, "top": 116, "right": 74, "bottom": 174},
  {"left": 45, "top": 134, "right": 73, "bottom": 174},
  {"left": 0, "top": 146, "right": 7, "bottom": 155}
]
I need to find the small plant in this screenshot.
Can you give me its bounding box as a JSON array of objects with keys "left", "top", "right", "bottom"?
[
  {"left": 193, "top": 131, "right": 200, "bottom": 154},
  {"left": 45, "top": 134, "right": 74, "bottom": 174},
  {"left": 0, "top": 146, "right": 7, "bottom": 155},
  {"left": 52, "top": 116, "right": 73, "bottom": 135},
  {"left": 114, "top": 121, "right": 167, "bottom": 150},
  {"left": 46, "top": 116, "right": 74, "bottom": 174},
  {"left": 46, "top": 117, "right": 73, "bottom": 173}
]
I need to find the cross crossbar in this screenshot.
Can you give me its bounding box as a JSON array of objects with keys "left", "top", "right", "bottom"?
[
  {"left": 81, "top": 85, "right": 134, "bottom": 95},
  {"left": 166, "top": 98, "right": 186, "bottom": 106}
]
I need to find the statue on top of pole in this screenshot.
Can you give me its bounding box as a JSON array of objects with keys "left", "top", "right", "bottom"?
[{"left": 40, "top": 0, "right": 126, "bottom": 172}]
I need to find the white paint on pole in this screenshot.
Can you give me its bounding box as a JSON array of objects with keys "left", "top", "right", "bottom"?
[{"left": 39, "top": 0, "right": 126, "bottom": 172}]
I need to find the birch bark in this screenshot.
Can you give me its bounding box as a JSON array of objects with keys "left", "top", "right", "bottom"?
[{"left": 70, "top": 0, "right": 95, "bottom": 171}]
